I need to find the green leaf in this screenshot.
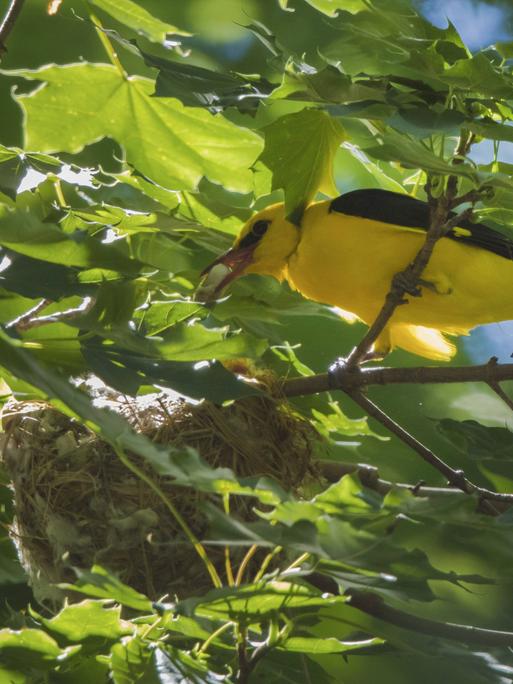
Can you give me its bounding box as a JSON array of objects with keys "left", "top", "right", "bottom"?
[
  {"left": 364, "top": 130, "right": 475, "bottom": 178},
  {"left": 158, "top": 321, "right": 267, "bottom": 361},
  {"left": 6, "top": 64, "right": 262, "bottom": 193},
  {"left": 388, "top": 107, "right": 465, "bottom": 138},
  {"left": 128, "top": 232, "right": 194, "bottom": 273},
  {"left": 110, "top": 637, "right": 159, "bottom": 684},
  {"left": 468, "top": 118, "right": 513, "bottom": 144},
  {"left": 272, "top": 63, "right": 387, "bottom": 105},
  {"left": 181, "top": 582, "right": 344, "bottom": 621},
  {"left": 82, "top": 344, "right": 261, "bottom": 402},
  {"left": 0, "top": 206, "right": 140, "bottom": 273},
  {"left": 280, "top": 635, "right": 384, "bottom": 654},
  {"left": 62, "top": 566, "right": 152, "bottom": 612},
  {"left": 145, "top": 51, "right": 271, "bottom": 112},
  {"left": 280, "top": 0, "right": 366, "bottom": 14},
  {"left": 0, "top": 537, "right": 26, "bottom": 584},
  {"left": 90, "top": 0, "right": 190, "bottom": 44},
  {"left": 0, "top": 629, "right": 80, "bottom": 669},
  {"left": 110, "top": 640, "right": 221, "bottom": 684},
  {"left": 0, "top": 145, "right": 61, "bottom": 199},
  {"left": 39, "top": 600, "right": 132, "bottom": 641},
  {"left": 441, "top": 53, "right": 513, "bottom": 99},
  {"left": 436, "top": 419, "right": 513, "bottom": 460},
  {"left": 259, "top": 109, "right": 345, "bottom": 222}
]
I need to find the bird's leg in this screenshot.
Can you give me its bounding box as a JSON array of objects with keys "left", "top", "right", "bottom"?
[
  {"left": 393, "top": 271, "right": 449, "bottom": 298},
  {"left": 392, "top": 270, "right": 422, "bottom": 298}
]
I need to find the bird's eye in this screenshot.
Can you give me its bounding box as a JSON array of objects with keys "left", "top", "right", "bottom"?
[{"left": 252, "top": 220, "right": 270, "bottom": 237}]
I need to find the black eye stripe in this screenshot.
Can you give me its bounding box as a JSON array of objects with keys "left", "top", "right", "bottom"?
[{"left": 238, "top": 219, "right": 270, "bottom": 248}]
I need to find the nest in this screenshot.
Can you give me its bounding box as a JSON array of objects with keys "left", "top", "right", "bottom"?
[{"left": 1, "top": 387, "right": 322, "bottom": 603}]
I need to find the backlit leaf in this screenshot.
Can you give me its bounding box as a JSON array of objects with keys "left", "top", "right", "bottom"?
[
  {"left": 259, "top": 109, "right": 345, "bottom": 222},
  {"left": 6, "top": 64, "right": 262, "bottom": 194}
]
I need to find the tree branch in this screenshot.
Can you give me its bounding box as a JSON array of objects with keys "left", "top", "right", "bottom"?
[
  {"left": 346, "top": 589, "right": 513, "bottom": 646},
  {"left": 5, "top": 299, "right": 52, "bottom": 331},
  {"left": 281, "top": 358, "right": 513, "bottom": 397},
  {"left": 344, "top": 390, "right": 506, "bottom": 511},
  {"left": 5, "top": 297, "right": 95, "bottom": 331},
  {"left": 345, "top": 132, "right": 475, "bottom": 367},
  {"left": 319, "top": 461, "right": 510, "bottom": 513},
  {"left": 0, "top": 0, "right": 25, "bottom": 56}
]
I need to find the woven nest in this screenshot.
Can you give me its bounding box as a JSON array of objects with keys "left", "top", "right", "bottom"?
[{"left": 1, "top": 387, "right": 322, "bottom": 603}]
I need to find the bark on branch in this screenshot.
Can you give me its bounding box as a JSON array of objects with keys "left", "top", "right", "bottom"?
[
  {"left": 282, "top": 357, "right": 513, "bottom": 397},
  {"left": 0, "top": 0, "right": 25, "bottom": 56},
  {"left": 346, "top": 590, "right": 513, "bottom": 647}
]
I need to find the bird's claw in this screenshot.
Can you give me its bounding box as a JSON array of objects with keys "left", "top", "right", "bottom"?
[{"left": 392, "top": 271, "right": 422, "bottom": 297}]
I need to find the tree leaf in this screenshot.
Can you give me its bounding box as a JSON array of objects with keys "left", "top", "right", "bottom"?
[
  {"left": 157, "top": 321, "right": 267, "bottom": 361},
  {"left": 259, "top": 109, "right": 345, "bottom": 222},
  {"left": 6, "top": 64, "right": 262, "bottom": 194},
  {"left": 90, "top": 0, "right": 190, "bottom": 44},
  {"left": 280, "top": 0, "right": 366, "bottom": 15},
  {"left": 272, "top": 64, "right": 387, "bottom": 105},
  {"left": 39, "top": 600, "right": 131, "bottom": 641},
  {"left": 144, "top": 51, "right": 271, "bottom": 112},
  {"left": 179, "top": 582, "right": 344, "bottom": 621},
  {"left": 0, "top": 629, "right": 80, "bottom": 669},
  {"left": 0, "top": 206, "right": 140, "bottom": 273},
  {"left": 280, "top": 635, "right": 384, "bottom": 654},
  {"left": 62, "top": 566, "right": 152, "bottom": 612},
  {"left": 364, "top": 130, "right": 476, "bottom": 178},
  {"left": 82, "top": 344, "right": 261, "bottom": 402},
  {"left": 436, "top": 419, "right": 513, "bottom": 460}
]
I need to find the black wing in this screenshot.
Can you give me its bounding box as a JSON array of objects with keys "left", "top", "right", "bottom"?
[{"left": 330, "top": 189, "right": 513, "bottom": 261}]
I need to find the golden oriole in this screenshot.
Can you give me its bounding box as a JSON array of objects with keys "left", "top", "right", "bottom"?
[{"left": 199, "top": 189, "right": 513, "bottom": 361}]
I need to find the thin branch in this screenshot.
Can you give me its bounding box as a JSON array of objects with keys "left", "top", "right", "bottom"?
[
  {"left": 0, "top": 0, "right": 25, "bottom": 56},
  {"left": 5, "top": 298, "right": 52, "bottom": 331},
  {"left": 345, "top": 132, "right": 475, "bottom": 367},
  {"left": 5, "top": 297, "right": 95, "bottom": 331},
  {"left": 290, "top": 360, "right": 513, "bottom": 395},
  {"left": 281, "top": 358, "right": 513, "bottom": 396},
  {"left": 488, "top": 382, "right": 513, "bottom": 413},
  {"left": 319, "top": 461, "right": 510, "bottom": 513},
  {"left": 346, "top": 589, "right": 513, "bottom": 646},
  {"left": 345, "top": 390, "right": 505, "bottom": 511}
]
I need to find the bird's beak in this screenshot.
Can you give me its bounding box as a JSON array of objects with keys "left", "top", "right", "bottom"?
[{"left": 196, "top": 244, "right": 255, "bottom": 302}]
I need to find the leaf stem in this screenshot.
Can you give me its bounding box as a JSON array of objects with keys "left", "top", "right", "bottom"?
[
  {"left": 198, "top": 620, "right": 235, "bottom": 655},
  {"left": 113, "top": 445, "right": 223, "bottom": 589},
  {"left": 235, "top": 544, "right": 258, "bottom": 586},
  {"left": 88, "top": 6, "right": 127, "bottom": 78},
  {"left": 223, "top": 494, "right": 235, "bottom": 586},
  {"left": 253, "top": 545, "right": 282, "bottom": 583}
]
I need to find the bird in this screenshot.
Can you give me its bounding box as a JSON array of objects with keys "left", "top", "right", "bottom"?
[{"left": 198, "top": 188, "right": 513, "bottom": 361}]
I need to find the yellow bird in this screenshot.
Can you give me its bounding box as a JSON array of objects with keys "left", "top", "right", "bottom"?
[{"left": 199, "top": 189, "right": 513, "bottom": 361}]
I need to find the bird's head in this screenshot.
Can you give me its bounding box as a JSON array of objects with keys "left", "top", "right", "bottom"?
[{"left": 197, "top": 202, "right": 300, "bottom": 301}]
